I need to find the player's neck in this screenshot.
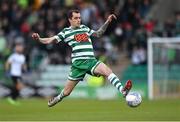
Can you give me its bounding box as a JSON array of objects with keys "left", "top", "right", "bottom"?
[
  {"left": 70, "top": 25, "right": 80, "bottom": 29},
  {"left": 15, "top": 52, "right": 23, "bottom": 55}
]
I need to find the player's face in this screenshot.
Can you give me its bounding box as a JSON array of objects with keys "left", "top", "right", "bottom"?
[
  {"left": 69, "top": 12, "right": 81, "bottom": 28},
  {"left": 15, "top": 44, "right": 24, "bottom": 54}
]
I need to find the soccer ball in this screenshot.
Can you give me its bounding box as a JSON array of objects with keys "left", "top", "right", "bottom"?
[{"left": 125, "top": 92, "right": 142, "bottom": 107}]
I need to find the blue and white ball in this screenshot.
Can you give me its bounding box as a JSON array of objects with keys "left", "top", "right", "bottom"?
[{"left": 126, "top": 92, "right": 142, "bottom": 107}]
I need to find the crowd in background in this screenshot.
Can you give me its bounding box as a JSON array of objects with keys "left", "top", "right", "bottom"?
[{"left": 0, "top": 0, "right": 180, "bottom": 69}]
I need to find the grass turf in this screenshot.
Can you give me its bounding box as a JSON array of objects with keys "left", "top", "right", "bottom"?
[{"left": 0, "top": 98, "right": 180, "bottom": 121}]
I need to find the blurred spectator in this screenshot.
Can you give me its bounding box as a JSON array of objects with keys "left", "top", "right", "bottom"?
[
  {"left": 131, "top": 46, "right": 141, "bottom": 65},
  {"left": 139, "top": 46, "right": 146, "bottom": 65},
  {"left": 163, "top": 18, "right": 175, "bottom": 37},
  {"left": 131, "top": 46, "right": 146, "bottom": 65},
  {"left": 139, "top": 0, "right": 151, "bottom": 18}
]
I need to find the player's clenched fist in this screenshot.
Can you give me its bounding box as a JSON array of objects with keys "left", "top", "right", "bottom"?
[
  {"left": 32, "top": 33, "right": 40, "bottom": 40},
  {"left": 107, "top": 14, "right": 117, "bottom": 23}
]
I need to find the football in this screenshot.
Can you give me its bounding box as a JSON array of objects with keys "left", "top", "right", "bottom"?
[{"left": 126, "top": 92, "right": 142, "bottom": 107}]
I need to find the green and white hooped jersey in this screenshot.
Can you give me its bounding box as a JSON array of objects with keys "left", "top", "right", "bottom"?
[{"left": 54, "top": 25, "right": 95, "bottom": 63}]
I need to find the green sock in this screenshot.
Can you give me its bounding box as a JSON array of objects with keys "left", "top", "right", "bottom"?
[{"left": 108, "top": 73, "right": 123, "bottom": 93}]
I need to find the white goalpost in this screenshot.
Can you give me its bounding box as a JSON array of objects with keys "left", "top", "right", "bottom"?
[{"left": 148, "top": 37, "right": 180, "bottom": 99}]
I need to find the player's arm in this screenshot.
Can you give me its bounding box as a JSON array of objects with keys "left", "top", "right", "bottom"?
[
  {"left": 5, "top": 61, "right": 11, "bottom": 77},
  {"left": 32, "top": 33, "right": 57, "bottom": 44},
  {"left": 5, "top": 60, "right": 11, "bottom": 71},
  {"left": 93, "top": 14, "right": 117, "bottom": 38}
]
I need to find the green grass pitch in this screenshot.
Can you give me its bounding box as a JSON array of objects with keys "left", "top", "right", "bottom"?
[{"left": 0, "top": 98, "right": 180, "bottom": 121}]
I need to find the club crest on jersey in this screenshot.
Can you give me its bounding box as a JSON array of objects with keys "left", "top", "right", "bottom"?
[{"left": 74, "top": 33, "right": 89, "bottom": 42}]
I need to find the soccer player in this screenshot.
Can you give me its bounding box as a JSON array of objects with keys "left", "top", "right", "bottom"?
[
  {"left": 32, "top": 10, "right": 132, "bottom": 107},
  {"left": 5, "top": 43, "right": 26, "bottom": 105}
]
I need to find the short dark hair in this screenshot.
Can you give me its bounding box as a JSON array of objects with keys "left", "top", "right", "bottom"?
[{"left": 67, "top": 10, "right": 80, "bottom": 19}]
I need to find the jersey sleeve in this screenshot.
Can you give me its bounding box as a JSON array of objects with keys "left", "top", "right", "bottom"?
[
  {"left": 84, "top": 25, "right": 95, "bottom": 36},
  {"left": 54, "top": 31, "right": 65, "bottom": 43},
  {"left": 7, "top": 55, "right": 13, "bottom": 63}
]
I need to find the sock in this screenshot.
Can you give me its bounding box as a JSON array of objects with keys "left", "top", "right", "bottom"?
[
  {"left": 108, "top": 73, "right": 123, "bottom": 93},
  {"left": 57, "top": 89, "right": 66, "bottom": 100}
]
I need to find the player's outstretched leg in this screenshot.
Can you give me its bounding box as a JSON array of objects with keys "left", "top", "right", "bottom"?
[
  {"left": 48, "top": 80, "right": 79, "bottom": 107},
  {"left": 48, "top": 89, "right": 65, "bottom": 107},
  {"left": 107, "top": 73, "right": 124, "bottom": 93},
  {"left": 108, "top": 73, "right": 132, "bottom": 97},
  {"left": 121, "top": 80, "right": 132, "bottom": 97},
  {"left": 94, "top": 62, "right": 132, "bottom": 97}
]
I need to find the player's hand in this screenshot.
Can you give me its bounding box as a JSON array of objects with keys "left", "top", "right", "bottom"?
[
  {"left": 32, "top": 33, "right": 40, "bottom": 41},
  {"left": 107, "top": 14, "right": 117, "bottom": 23}
]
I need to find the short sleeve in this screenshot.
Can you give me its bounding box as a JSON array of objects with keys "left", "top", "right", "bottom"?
[
  {"left": 54, "top": 31, "right": 65, "bottom": 43},
  {"left": 88, "top": 29, "right": 95, "bottom": 36},
  {"left": 83, "top": 25, "right": 95, "bottom": 36},
  {"left": 8, "top": 55, "right": 13, "bottom": 63}
]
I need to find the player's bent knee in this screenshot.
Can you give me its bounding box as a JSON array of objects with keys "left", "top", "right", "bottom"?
[
  {"left": 103, "top": 67, "right": 113, "bottom": 77},
  {"left": 95, "top": 63, "right": 113, "bottom": 77}
]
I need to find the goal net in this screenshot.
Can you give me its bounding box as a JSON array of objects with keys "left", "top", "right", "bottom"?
[{"left": 148, "top": 37, "right": 180, "bottom": 99}]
